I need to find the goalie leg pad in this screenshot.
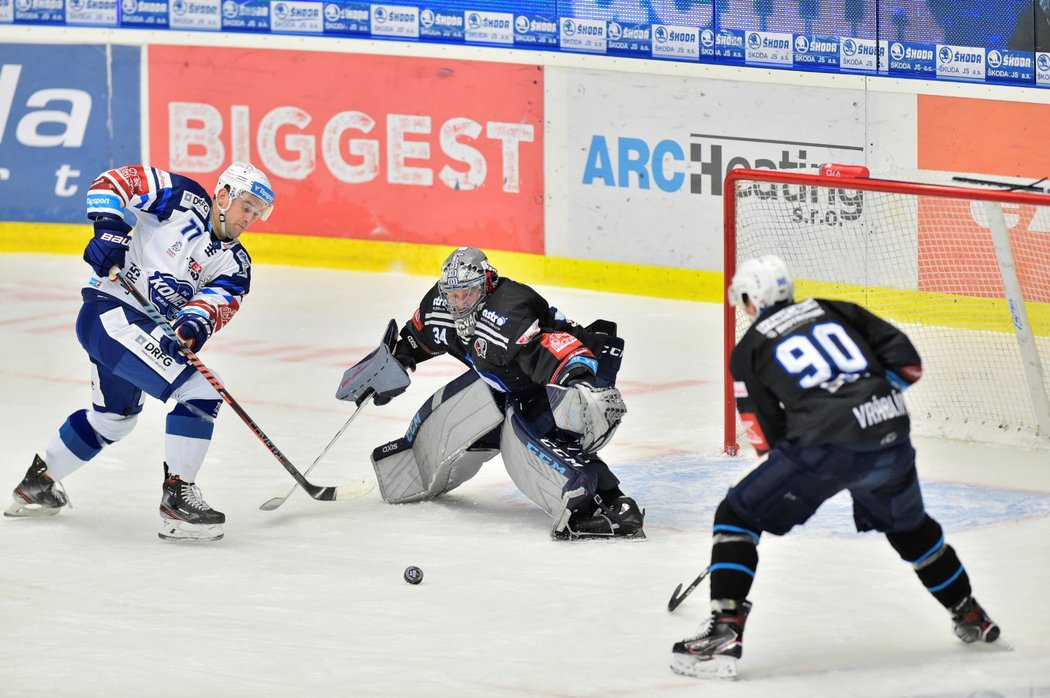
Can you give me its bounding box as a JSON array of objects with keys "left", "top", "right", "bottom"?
[
  {"left": 499, "top": 404, "right": 598, "bottom": 518},
  {"left": 371, "top": 372, "right": 502, "bottom": 503},
  {"left": 371, "top": 438, "right": 499, "bottom": 503}
]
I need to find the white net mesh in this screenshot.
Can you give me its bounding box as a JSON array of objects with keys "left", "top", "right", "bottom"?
[{"left": 727, "top": 172, "right": 1050, "bottom": 451}]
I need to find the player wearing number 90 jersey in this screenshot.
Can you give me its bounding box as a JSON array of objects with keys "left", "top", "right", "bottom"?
[
  {"left": 669, "top": 255, "right": 999, "bottom": 682},
  {"left": 730, "top": 294, "right": 922, "bottom": 453}
]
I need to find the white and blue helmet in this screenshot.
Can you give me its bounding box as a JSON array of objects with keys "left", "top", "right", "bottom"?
[
  {"left": 215, "top": 161, "right": 275, "bottom": 221},
  {"left": 727, "top": 254, "right": 794, "bottom": 313}
]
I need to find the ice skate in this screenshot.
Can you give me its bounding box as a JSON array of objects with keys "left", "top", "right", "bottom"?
[
  {"left": 159, "top": 465, "right": 225, "bottom": 542},
  {"left": 671, "top": 599, "right": 751, "bottom": 680},
  {"left": 5, "top": 455, "right": 68, "bottom": 518},
  {"left": 552, "top": 495, "right": 645, "bottom": 541},
  {"left": 951, "top": 596, "right": 1000, "bottom": 644}
]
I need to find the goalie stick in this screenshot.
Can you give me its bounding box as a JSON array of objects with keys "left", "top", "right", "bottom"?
[
  {"left": 259, "top": 395, "right": 375, "bottom": 511},
  {"left": 667, "top": 567, "right": 710, "bottom": 612},
  {"left": 114, "top": 268, "right": 358, "bottom": 502}
]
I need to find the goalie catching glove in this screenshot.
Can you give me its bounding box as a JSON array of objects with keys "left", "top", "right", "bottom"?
[
  {"left": 335, "top": 319, "right": 412, "bottom": 406},
  {"left": 546, "top": 380, "right": 627, "bottom": 454}
]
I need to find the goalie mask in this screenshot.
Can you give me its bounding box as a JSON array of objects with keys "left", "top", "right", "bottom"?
[
  {"left": 438, "top": 247, "right": 498, "bottom": 339},
  {"left": 214, "top": 161, "right": 275, "bottom": 239},
  {"left": 727, "top": 255, "right": 794, "bottom": 316}
]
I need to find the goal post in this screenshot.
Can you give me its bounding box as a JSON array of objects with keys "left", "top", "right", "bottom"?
[{"left": 723, "top": 166, "right": 1050, "bottom": 455}]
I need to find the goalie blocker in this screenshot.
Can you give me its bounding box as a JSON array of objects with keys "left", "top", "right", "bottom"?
[{"left": 335, "top": 319, "right": 412, "bottom": 406}]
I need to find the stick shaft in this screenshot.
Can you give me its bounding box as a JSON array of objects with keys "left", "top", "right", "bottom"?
[
  {"left": 259, "top": 397, "right": 371, "bottom": 510},
  {"left": 115, "top": 270, "right": 336, "bottom": 499}
]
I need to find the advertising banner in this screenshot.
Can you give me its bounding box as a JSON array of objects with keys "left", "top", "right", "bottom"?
[
  {"left": 916, "top": 94, "right": 1050, "bottom": 304},
  {"left": 547, "top": 68, "right": 867, "bottom": 269},
  {"left": 917, "top": 95, "right": 1050, "bottom": 179},
  {"left": 0, "top": 1, "right": 1046, "bottom": 88},
  {"left": 148, "top": 46, "right": 544, "bottom": 253},
  {"left": 0, "top": 43, "right": 140, "bottom": 222}
]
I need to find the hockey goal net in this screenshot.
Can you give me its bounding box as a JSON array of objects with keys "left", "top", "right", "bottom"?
[{"left": 724, "top": 166, "right": 1050, "bottom": 454}]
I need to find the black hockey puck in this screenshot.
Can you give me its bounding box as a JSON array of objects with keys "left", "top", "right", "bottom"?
[{"left": 404, "top": 566, "right": 423, "bottom": 585}]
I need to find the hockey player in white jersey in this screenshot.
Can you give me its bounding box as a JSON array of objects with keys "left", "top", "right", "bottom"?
[{"left": 4, "top": 162, "right": 275, "bottom": 542}]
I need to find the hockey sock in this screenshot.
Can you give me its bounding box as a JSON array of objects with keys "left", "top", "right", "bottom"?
[
  {"left": 43, "top": 409, "right": 111, "bottom": 480},
  {"left": 165, "top": 399, "right": 220, "bottom": 482},
  {"left": 709, "top": 498, "right": 761, "bottom": 601},
  {"left": 887, "top": 514, "right": 971, "bottom": 608}
]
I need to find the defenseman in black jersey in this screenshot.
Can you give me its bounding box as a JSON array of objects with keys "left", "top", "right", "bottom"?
[
  {"left": 339, "top": 247, "right": 643, "bottom": 540},
  {"left": 671, "top": 255, "right": 999, "bottom": 680}
]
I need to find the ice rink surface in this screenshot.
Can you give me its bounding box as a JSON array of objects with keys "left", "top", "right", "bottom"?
[{"left": 2, "top": 254, "right": 1049, "bottom": 697}]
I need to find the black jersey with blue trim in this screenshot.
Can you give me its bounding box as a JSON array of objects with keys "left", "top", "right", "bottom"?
[
  {"left": 730, "top": 298, "right": 922, "bottom": 448},
  {"left": 395, "top": 278, "right": 607, "bottom": 395}
]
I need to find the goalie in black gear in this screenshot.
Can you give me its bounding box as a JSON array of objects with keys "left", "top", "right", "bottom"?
[{"left": 346, "top": 246, "right": 643, "bottom": 540}]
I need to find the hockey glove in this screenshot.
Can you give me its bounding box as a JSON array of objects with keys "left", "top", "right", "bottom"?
[
  {"left": 886, "top": 364, "right": 922, "bottom": 392},
  {"left": 172, "top": 312, "right": 212, "bottom": 350},
  {"left": 547, "top": 381, "right": 627, "bottom": 454},
  {"left": 160, "top": 313, "right": 213, "bottom": 363},
  {"left": 83, "top": 217, "right": 132, "bottom": 278}
]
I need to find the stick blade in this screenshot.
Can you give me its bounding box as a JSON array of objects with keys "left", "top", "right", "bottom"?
[
  {"left": 258, "top": 478, "right": 375, "bottom": 511},
  {"left": 258, "top": 496, "right": 286, "bottom": 512},
  {"left": 668, "top": 583, "right": 685, "bottom": 612},
  {"left": 334, "top": 478, "right": 376, "bottom": 500}
]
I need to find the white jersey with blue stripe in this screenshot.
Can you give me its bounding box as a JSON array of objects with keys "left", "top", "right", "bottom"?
[{"left": 83, "top": 165, "right": 251, "bottom": 331}]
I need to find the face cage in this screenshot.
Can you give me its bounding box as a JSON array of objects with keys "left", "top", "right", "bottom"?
[{"left": 440, "top": 280, "right": 486, "bottom": 321}]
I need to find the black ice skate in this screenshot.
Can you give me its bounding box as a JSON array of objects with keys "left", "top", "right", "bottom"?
[
  {"left": 5, "top": 455, "right": 68, "bottom": 518},
  {"left": 159, "top": 464, "right": 225, "bottom": 542},
  {"left": 552, "top": 495, "right": 646, "bottom": 541},
  {"left": 951, "top": 596, "right": 1000, "bottom": 644},
  {"left": 670, "top": 599, "right": 752, "bottom": 680}
]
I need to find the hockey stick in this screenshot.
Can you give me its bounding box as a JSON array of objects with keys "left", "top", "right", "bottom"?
[
  {"left": 667, "top": 567, "right": 710, "bottom": 612},
  {"left": 951, "top": 175, "right": 1050, "bottom": 193},
  {"left": 258, "top": 396, "right": 375, "bottom": 511},
  {"left": 114, "top": 269, "right": 357, "bottom": 502}
]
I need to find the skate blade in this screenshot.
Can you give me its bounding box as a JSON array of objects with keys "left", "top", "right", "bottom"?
[
  {"left": 670, "top": 653, "right": 738, "bottom": 680},
  {"left": 552, "top": 529, "right": 647, "bottom": 542},
  {"left": 158, "top": 518, "right": 224, "bottom": 542},
  {"left": 4, "top": 499, "right": 63, "bottom": 518}
]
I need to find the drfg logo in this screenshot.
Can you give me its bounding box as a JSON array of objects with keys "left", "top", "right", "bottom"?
[{"left": 134, "top": 335, "right": 175, "bottom": 368}]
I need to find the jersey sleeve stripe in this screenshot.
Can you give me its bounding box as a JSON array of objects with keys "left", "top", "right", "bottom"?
[{"left": 86, "top": 191, "right": 125, "bottom": 219}]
